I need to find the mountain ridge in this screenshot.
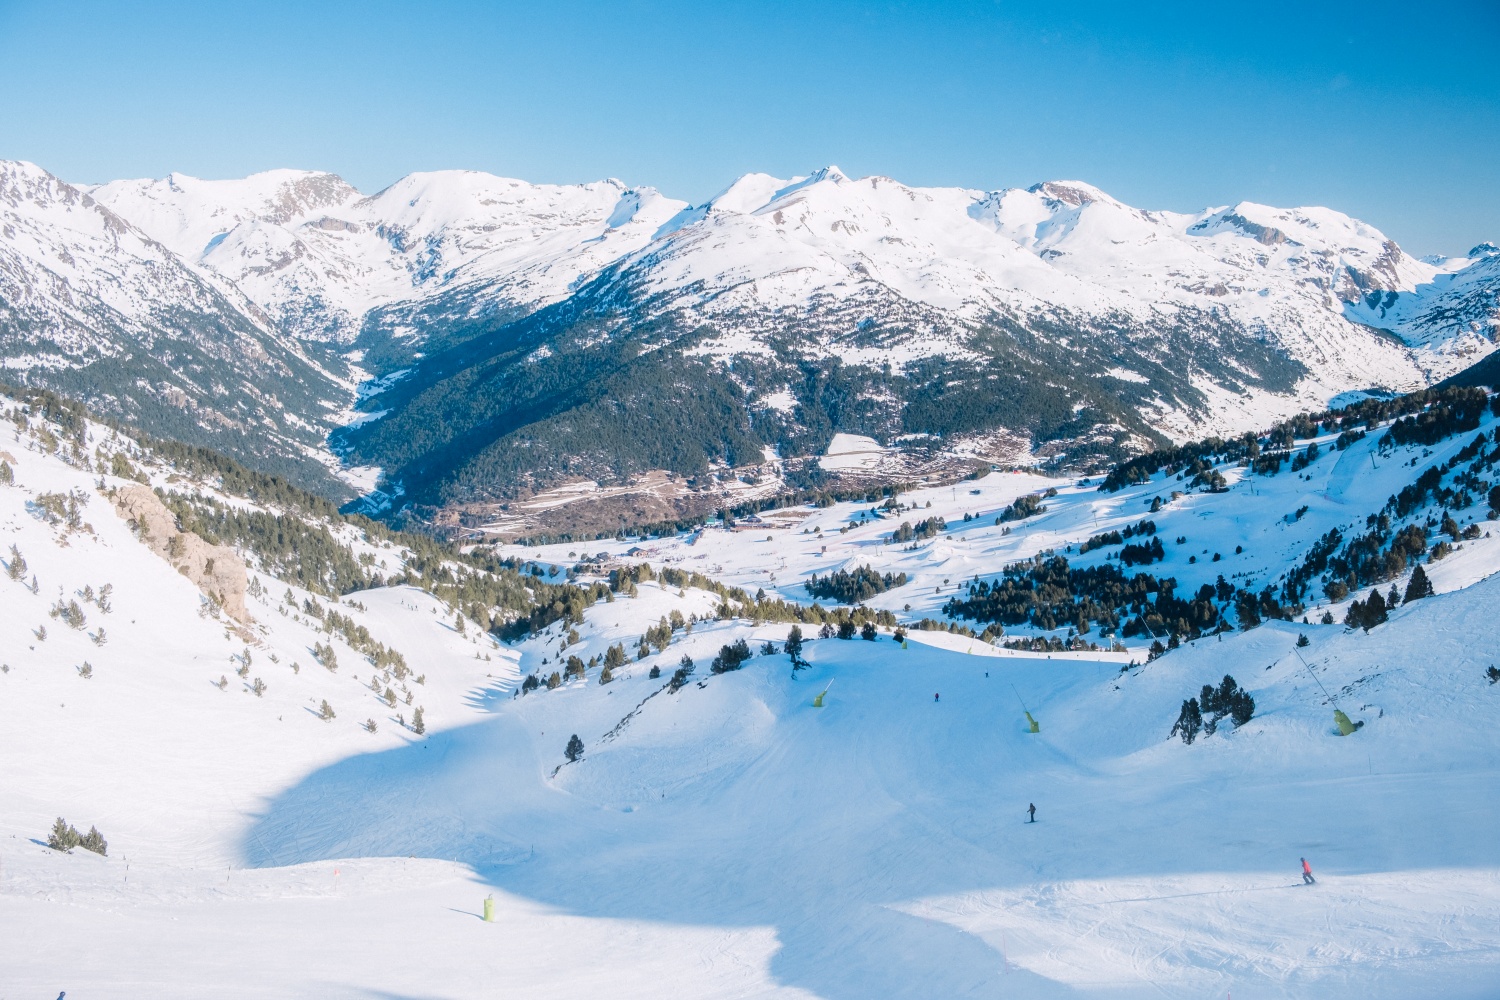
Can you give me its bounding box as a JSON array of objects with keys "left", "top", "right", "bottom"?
[{"left": 3, "top": 157, "right": 1497, "bottom": 523}]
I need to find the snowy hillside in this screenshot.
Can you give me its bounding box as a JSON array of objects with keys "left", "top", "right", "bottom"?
[
  {"left": 0, "top": 161, "right": 353, "bottom": 490},
  {"left": 4, "top": 384, "right": 1500, "bottom": 997}
]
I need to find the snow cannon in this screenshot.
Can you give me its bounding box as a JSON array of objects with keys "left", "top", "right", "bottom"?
[
  {"left": 1024, "top": 711, "right": 1040, "bottom": 734},
  {"left": 483, "top": 894, "right": 494, "bottom": 922},
  {"left": 813, "top": 679, "right": 834, "bottom": 708},
  {"left": 1333, "top": 709, "right": 1363, "bottom": 736}
]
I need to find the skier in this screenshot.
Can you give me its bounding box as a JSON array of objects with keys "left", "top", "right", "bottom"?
[
  {"left": 1300, "top": 857, "right": 1315, "bottom": 885},
  {"left": 934, "top": 692, "right": 940, "bottom": 702},
  {"left": 1027, "top": 803, "right": 1036, "bottom": 823}
]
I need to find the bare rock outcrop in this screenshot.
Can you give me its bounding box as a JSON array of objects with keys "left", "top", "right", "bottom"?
[{"left": 111, "top": 484, "right": 249, "bottom": 622}]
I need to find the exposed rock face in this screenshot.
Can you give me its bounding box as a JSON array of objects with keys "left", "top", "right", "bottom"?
[{"left": 111, "top": 484, "right": 249, "bottom": 622}]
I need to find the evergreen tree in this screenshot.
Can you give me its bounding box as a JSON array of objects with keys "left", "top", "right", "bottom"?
[
  {"left": 1171, "top": 698, "right": 1202, "bottom": 744},
  {"left": 1403, "top": 565, "right": 1434, "bottom": 604},
  {"left": 47, "top": 817, "right": 80, "bottom": 852},
  {"left": 860, "top": 621, "right": 878, "bottom": 641},
  {"left": 599, "top": 665, "right": 614, "bottom": 684},
  {"left": 837, "top": 619, "right": 857, "bottom": 640},
  {"left": 6, "top": 544, "right": 24, "bottom": 581},
  {"left": 785, "top": 625, "right": 805, "bottom": 667},
  {"left": 79, "top": 825, "right": 108, "bottom": 856},
  {"left": 318, "top": 699, "right": 336, "bottom": 721},
  {"left": 412, "top": 706, "right": 425, "bottom": 734},
  {"left": 669, "top": 655, "right": 695, "bottom": 692},
  {"left": 565, "top": 734, "right": 584, "bottom": 762},
  {"left": 604, "top": 643, "right": 627, "bottom": 669},
  {"left": 711, "top": 638, "right": 752, "bottom": 673},
  {"left": 648, "top": 664, "right": 661, "bottom": 679}
]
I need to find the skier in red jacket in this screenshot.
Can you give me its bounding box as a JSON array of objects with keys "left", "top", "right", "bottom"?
[{"left": 1301, "top": 857, "right": 1315, "bottom": 885}]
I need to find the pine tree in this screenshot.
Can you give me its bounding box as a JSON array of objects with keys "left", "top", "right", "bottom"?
[
  {"left": 47, "top": 817, "right": 80, "bottom": 852},
  {"left": 837, "top": 620, "right": 857, "bottom": 640},
  {"left": 318, "top": 699, "right": 335, "bottom": 721},
  {"left": 785, "top": 625, "right": 804, "bottom": 667},
  {"left": 1171, "top": 698, "right": 1203, "bottom": 745},
  {"left": 565, "top": 734, "right": 584, "bottom": 763},
  {"left": 6, "top": 544, "right": 24, "bottom": 581},
  {"left": 1229, "top": 688, "right": 1256, "bottom": 727},
  {"left": 860, "top": 621, "right": 878, "bottom": 641},
  {"left": 1403, "top": 565, "right": 1434, "bottom": 604},
  {"left": 1363, "top": 589, "right": 1388, "bottom": 630},
  {"left": 412, "top": 706, "right": 426, "bottom": 734},
  {"left": 79, "top": 825, "right": 108, "bottom": 856}
]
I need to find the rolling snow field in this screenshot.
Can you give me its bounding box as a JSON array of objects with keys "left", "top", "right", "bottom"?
[{"left": 3, "top": 403, "right": 1500, "bottom": 998}]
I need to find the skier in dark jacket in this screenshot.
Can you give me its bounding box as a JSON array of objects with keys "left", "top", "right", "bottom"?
[
  {"left": 1027, "top": 803, "right": 1036, "bottom": 823},
  {"left": 934, "top": 692, "right": 940, "bottom": 702},
  {"left": 1301, "top": 857, "right": 1315, "bottom": 884}
]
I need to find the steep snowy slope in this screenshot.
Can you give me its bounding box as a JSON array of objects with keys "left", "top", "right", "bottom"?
[{"left": 0, "top": 161, "right": 352, "bottom": 490}]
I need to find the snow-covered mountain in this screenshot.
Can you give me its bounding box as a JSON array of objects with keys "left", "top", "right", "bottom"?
[
  {"left": 86, "top": 168, "right": 687, "bottom": 343},
  {"left": 0, "top": 160, "right": 351, "bottom": 490},
  {"left": 6, "top": 158, "right": 1499, "bottom": 511}
]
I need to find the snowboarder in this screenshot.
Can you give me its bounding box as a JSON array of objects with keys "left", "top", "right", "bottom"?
[
  {"left": 1301, "top": 857, "right": 1315, "bottom": 885},
  {"left": 934, "top": 692, "right": 940, "bottom": 702},
  {"left": 1027, "top": 803, "right": 1036, "bottom": 823}
]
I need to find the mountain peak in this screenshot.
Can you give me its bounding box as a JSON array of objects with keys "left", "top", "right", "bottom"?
[{"left": 1027, "top": 180, "right": 1116, "bottom": 208}]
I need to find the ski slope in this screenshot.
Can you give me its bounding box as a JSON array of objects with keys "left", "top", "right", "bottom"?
[{"left": 3, "top": 400, "right": 1500, "bottom": 998}]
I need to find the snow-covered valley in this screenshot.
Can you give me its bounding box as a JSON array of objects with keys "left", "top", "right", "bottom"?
[{"left": 3, "top": 383, "right": 1500, "bottom": 997}]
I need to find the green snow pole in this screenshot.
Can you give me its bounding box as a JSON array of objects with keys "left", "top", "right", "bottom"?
[
  {"left": 813, "top": 679, "right": 834, "bottom": 708},
  {"left": 483, "top": 894, "right": 494, "bottom": 922},
  {"left": 1293, "top": 646, "right": 1358, "bottom": 736},
  {"left": 1011, "top": 685, "right": 1039, "bottom": 733}
]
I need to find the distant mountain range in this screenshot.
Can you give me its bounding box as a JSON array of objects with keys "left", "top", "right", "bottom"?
[{"left": 2, "top": 158, "right": 1496, "bottom": 521}]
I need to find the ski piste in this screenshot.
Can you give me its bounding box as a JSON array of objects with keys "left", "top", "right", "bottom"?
[{"left": 2, "top": 388, "right": 1499, "bottom": 997}]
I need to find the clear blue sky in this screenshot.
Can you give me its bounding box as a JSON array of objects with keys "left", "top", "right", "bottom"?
[{"left": 1, "top": 0, "right": 1495, "bottom": 256}]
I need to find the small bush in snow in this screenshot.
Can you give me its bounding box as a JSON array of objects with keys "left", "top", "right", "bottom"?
[
  {"left": 76, "top": 662, "right": 92, "bottom": 679},
  {"left": 648, "top": 664, "right": 661, "bottom": 679},
  {"left": 564, "top": 734, "right": 584, "bottom": 762},
  {"left": 860, "top": 622, "right": 878, "bottom": 641},
  {"left": 318, "top": 700, "right": 335, "bottom": 721},
  {"left": 363, "top": 718, "right": 378, "bottom": 733},
  {"left": 252, "top": 677, "right": 266, "bottom": 697}
]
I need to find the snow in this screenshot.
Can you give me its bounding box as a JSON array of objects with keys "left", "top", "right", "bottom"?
[{"left": 5, "top": 383, "right": 1500, "bottom": 996}]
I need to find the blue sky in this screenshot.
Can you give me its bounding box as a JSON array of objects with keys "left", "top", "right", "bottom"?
[{"left": 0, "top": 0, "right": 1495, "bottom": 256}]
